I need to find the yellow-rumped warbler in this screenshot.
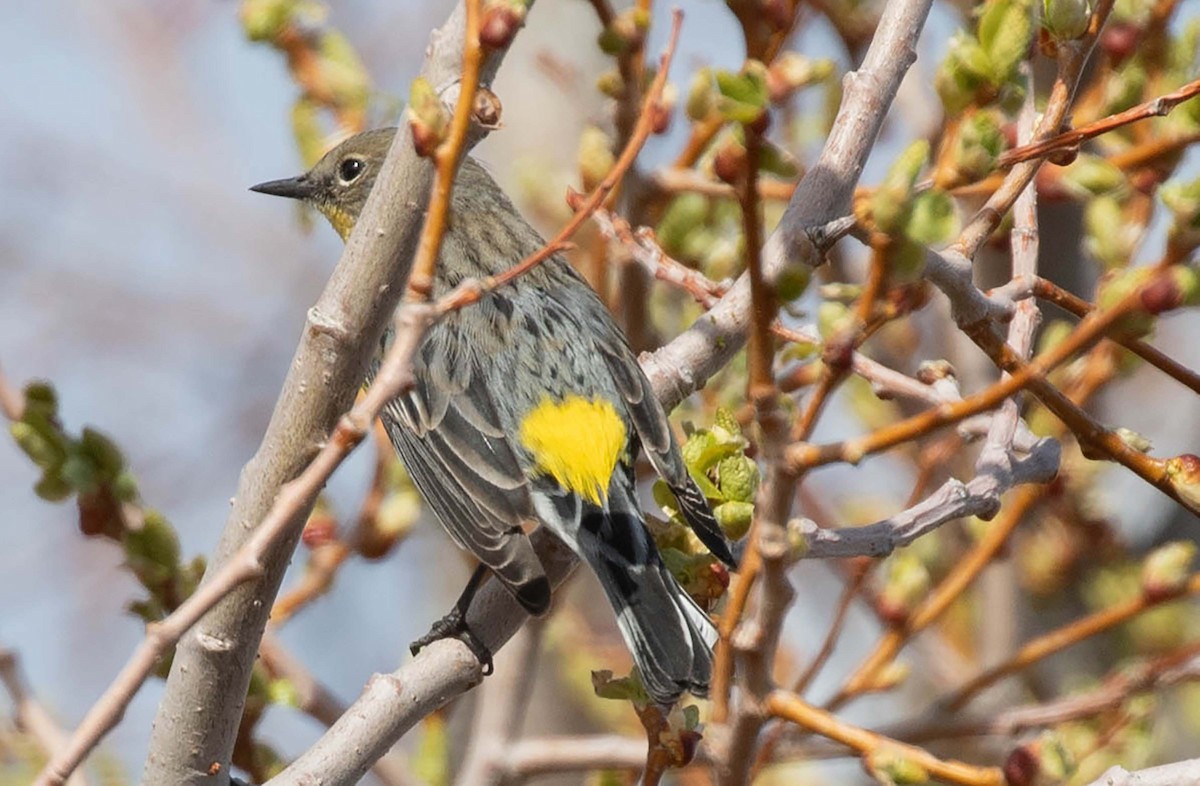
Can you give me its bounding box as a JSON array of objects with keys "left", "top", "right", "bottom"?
[{"left": 252, "top": 128, "right": 736, "bottom": 704}]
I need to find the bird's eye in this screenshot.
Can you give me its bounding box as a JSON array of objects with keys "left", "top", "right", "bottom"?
[{"left": 338, "top": 157, "right": 365, "bottom": 184}]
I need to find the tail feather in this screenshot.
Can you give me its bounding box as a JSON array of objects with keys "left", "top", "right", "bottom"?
[{"left": 531, "top": 478, "right": 718, "bottom": 705}]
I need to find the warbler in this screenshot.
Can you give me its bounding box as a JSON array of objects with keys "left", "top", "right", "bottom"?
[{"left": 251, "top": 128, "right": 736, "bottom": 704}]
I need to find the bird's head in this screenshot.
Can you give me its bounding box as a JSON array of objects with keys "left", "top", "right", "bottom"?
[{"left": 250, "top": 127, "right": 398, "bottom": 240}]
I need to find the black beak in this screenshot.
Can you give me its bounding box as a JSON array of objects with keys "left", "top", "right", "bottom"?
[{"left": 249, "top": 175, "right": 316, "bottom": 200}]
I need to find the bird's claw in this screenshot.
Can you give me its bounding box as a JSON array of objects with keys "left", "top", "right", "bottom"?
[{"left": 409, "top": 610, "right": 494, "bottom": 675}]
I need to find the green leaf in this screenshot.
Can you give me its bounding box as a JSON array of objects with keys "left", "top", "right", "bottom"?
[
  {"left": 80, "top": 427, "right": 125, "bottom": 479},
  {"left": 714, "top": 64, "right": 769, "bottom": 124},
  {"left": 34, "top": 472, "right": 72, "bottom": 502}
]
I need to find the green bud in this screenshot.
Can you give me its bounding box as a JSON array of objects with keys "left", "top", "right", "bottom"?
[
  {"left": 112, "top": 470, "right": 140, "bottom": 503},
  {"left": 60, "top": 454, "right": 98, "bottom": 494},
  {"left": 1141, "top": 541, "right": 1195, "bottom": 598},
  {"left": 126, "top": 511, "right": 182, "bottom": 572},
  {"left": 1061, "top": 154, "right": 1127, "bottom": 197},
  {"left": 817, "top": 300, "right": 854, "bottom": 340},
  {"left": 578, "top": 125, "right": 615, "bottom": 191},
  {"left": 1084, "top": 195, "right": 1134, "bottom": 270},
  {"left": 1043, "top": 0, "right": 1092, "bottom": 40},
  {"left": 686, "top": 67, "right": 717, "bottom": 122},
  {"left": 951, "top": 109, "right": 1006, "bottom": 182},
  {"left": 23, "top": 381, "right": 58, "bottom": 417},
  {"left": 1161, "top": 176, "right": 1200, "bottom": 253},
  {"left": 907, "top": 190, "right": 959, "bottom": 246},
  {"left": 878, "top": 551, "right": 931, "bottom": 623},
  {"left": 774, "top": 264, "right": 811, "bottom": 302},
  {"left": 867, "top": 746, "right": 929, "bottom": 785},
  {"left": 935, "top": 34, "right": 993, "bottom": 113},
  {"left": 872, "top": 140, "right": 929, "bottom": 234},
  {"left": 596, "top": 69, "right": 625, "bottom": 100},
  {"left": 267, "top": 677, "right": 302, "bottom": 708},
  {"left": 591, "top": 669, "right": 650, "bottom": 705},
  {"left": 406, "top": 76, "right": 450, "bottom": 157},
  {"left": 717, "top": 455, "right": 760, "bottom": 503},
  {"left": 714, "top": 500, "right": 754, "bottom": 540},
  {"left": 240, "top": 0, "right": 303, "bottom": 42},
  {"left": 11, "top": 421, "right": 64, "bottom": 470}
]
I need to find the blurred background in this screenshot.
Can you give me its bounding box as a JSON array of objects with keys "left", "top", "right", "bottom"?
[{"left": 3, "top": 0, "right": 1200, "bottom": 784}]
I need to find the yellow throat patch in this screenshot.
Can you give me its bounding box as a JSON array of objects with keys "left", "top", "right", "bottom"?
[
  {"left": 317, "top": 203, "right": 356, "bottom": 241},
  {"left": 519, "top": 395, "right": 627, "bottom": 506}
]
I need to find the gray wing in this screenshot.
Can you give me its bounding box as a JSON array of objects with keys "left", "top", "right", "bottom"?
[
  {"left": 379, "top": 323, "right": 551, "bottom": 614},
  {"left": 580, "top": 295, "right": 738, "bottom": 569}
]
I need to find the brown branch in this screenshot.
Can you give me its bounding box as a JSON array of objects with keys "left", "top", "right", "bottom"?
[
  {"left": 786, "top": 264, "right": 1169, "bottom": 472},
  {"left": 942, "top": 573, "right": 1200, "bottom": 711},
  {"left": 953, "top": 0, "right": 1114, "bottom": 259},
  {"left": 766, "top": 690, "right": 1004, "bottom": 786},
  {"left": 1026, "top": 275, "right": 1200, "bottom": 397},
  {"left": 257, "top": 635, "right": 413, "bottom": 786},
  {"left": 404, "top": 0, "right": 485, "bottom": 302},
  {"left": 998, "top": 77, "right": 1200, "bottom": 168}
]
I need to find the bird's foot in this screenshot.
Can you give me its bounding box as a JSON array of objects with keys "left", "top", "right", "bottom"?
[{"left": 409, "top": 609, "right": 494, "bottom": 675}]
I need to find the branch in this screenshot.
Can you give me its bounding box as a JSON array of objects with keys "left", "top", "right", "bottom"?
[
  {"left": 796, "top": 433, "right": 1060, "bottom": 560},
  {"left": 1086, "top": 759, "right": 1200, "bottom": 786},
  {"left": 139, "top": 3, "right": 527, "bottom": 784},
  {"left": 998, "top": 76, "right": 1200, "bottom": 168},
  {"left": 0, "top": 646, "right": 89, "bottom": 786},
  {"left": 640, "top": 0, "right": 935, "bottom": 411}
]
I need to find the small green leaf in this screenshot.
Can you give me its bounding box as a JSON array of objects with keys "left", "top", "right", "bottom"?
[
  {"left": 34, "top": 472, "right": 72, "bottom": 502},
  {"left": 714, "top": 64, "right": 769, "bottom": 124}
]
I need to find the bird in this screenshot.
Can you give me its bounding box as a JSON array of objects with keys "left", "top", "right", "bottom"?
[{"left": 251, "top": 127, "right": 737, "bottom": 705}]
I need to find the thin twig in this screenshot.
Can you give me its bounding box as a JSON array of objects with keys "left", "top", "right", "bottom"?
[
  {"left": 998, "top": 77, "right": 1200, "bottom": 168},
  {"left": 766, "top": 690, "right": 1004, "bottom": 786}
]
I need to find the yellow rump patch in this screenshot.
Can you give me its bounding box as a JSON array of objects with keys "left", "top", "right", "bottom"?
[{"left": 519, "top": 395, "right": 627, "bottom": 505}]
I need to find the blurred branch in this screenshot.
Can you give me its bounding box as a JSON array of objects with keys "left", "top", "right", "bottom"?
[
  {"left": 0, "top": 646, "right": 89, "bottom": 786},
  {"left": 1086, "top": 758, "right": 1200, "bottom": 786},
  {"left": 765, "top": 690, "right": 1004, "bottom": 785},
  {"left": 0, "top": 365, "right": 23, "bottom": 421},
  {"left": 942, "top": 573, "right": 1200, "bottom": 711},
  {"left": 453, "top": 621, "right": 543, "bottom": 786}
]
